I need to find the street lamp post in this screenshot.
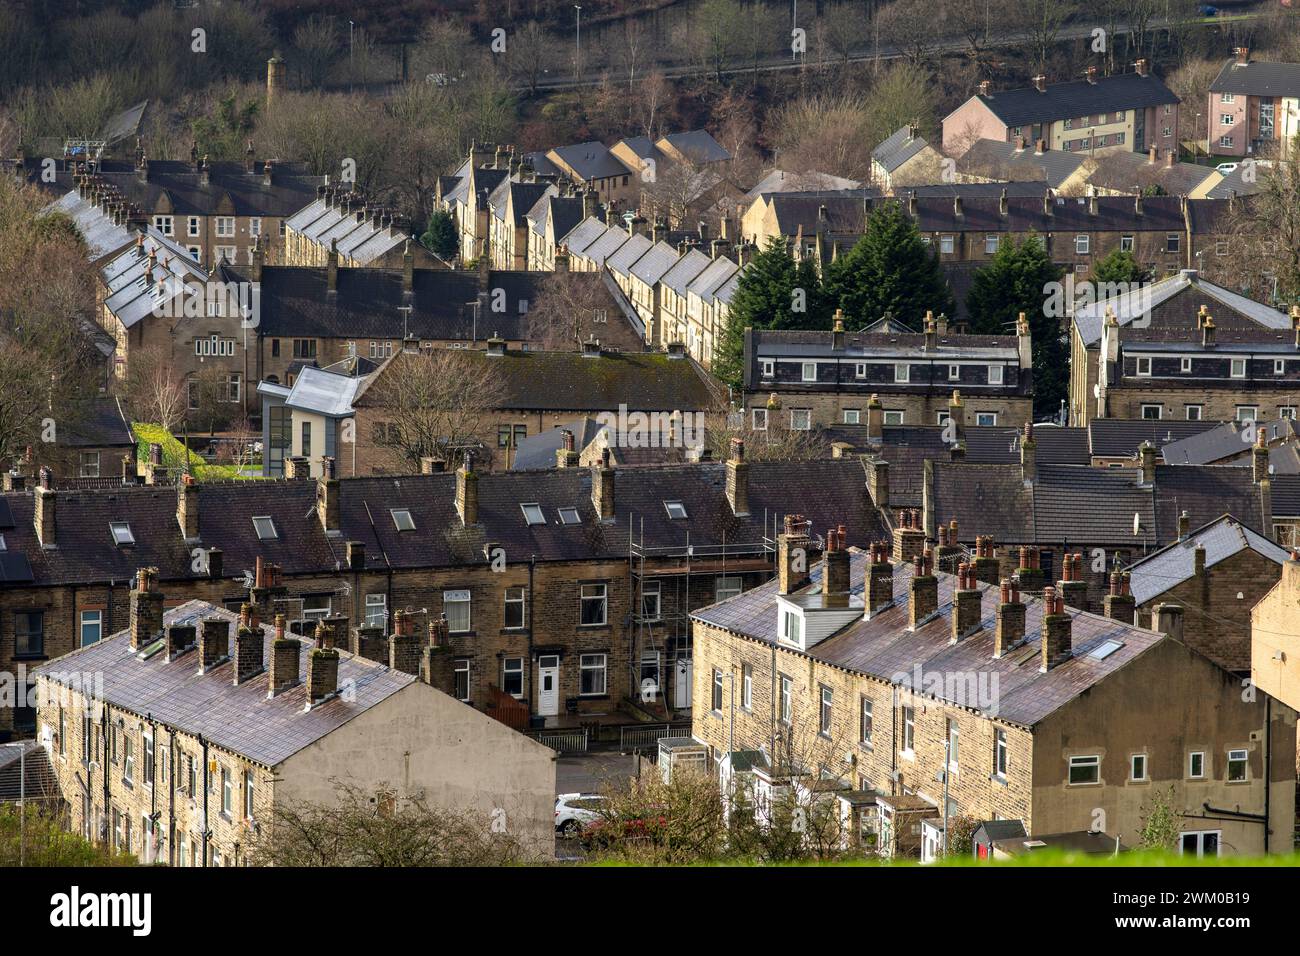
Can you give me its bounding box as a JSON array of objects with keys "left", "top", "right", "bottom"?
[
  {"left": 349, "top": 20, "right": 355, "bottom": 92},
  {"left": 574, "top": 6, "right": 582, "bottom": 83}
]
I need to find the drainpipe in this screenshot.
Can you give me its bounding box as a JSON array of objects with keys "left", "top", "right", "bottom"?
[
  {"left": 147, "top": 713, "right": 157, "bottom": 864},
  {"left": 1265, "top": 695, "right": 1272, "bottom": 853},
  {"left": 100, "top": 702, "right": 109, "bottom": 845},
  {"left": 528, "top": 555, "right": 536, "bottom": 712},
  {"left": 200, "top": 734, "right": 210, "bottom": 867},
  {"left": 168, "top": 733, "right": 176, "bottom": 866}
]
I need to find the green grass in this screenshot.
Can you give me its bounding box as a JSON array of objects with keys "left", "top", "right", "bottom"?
[{"left": 131, "top": 423, "right": 262, "bottom": 481}]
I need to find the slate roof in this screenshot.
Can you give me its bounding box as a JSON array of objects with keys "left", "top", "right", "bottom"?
[
  {"left": 768, "top": 192, "right": 878, "bottom": 236},
  {"left": 0, "top": 741, "right": 59, "bottom": 803},
  {"left": 22, "top": 159, "right": 325, "bottom": 218},
  {"left": 1126, "top": 514, "right": 1288, "bottom": 605},
  {"left": 659, "top": 130, "right": 731, "bottom": 165},
  {"left": 692, "top": 549, "right": 1168, "bottom": 728},
  {"left": 606, "top": 233, "right": 653, "bottom": 277},
  {"left": 551, "top": 142, "right": 633, "bottom": 181},
  {"left": 282, "top": 365, "right": 369, "bottom": 417},
  {"left": 510, "top": 418, "right": 606, "bottom": 471},
  {"left": 745, "top": 169, "right": 863, "bottom": 200},
  {"left": 1159, "top": 419, "right": 1298, "bottom": 466},
  {"left": 871, "top": 125, "right": 930, "bottom": 174},
  {"left": 42, "top": 191, "right": 134, "bottom": 259},
  {"left": 1087, "top": 418, "right": 1218, "bottom": 459},
  {"left": 686, "top": 256, "right": 738, "bottom": 302},
  {"left": 1204, "top": 164, "right": 1267, "bottom": 199},
  {"left": 100, "top": 232, "right": 211, "bottom": 329},
  {"left": 61, "top": 397, "right": 134, "bottom": 449},
  {"left": 957, "top": 139, "right": 1086, "bottom": 189},
  {"left": 281, "top": 197, "right": 408, "bottom": 265},
  {"left": 580, "top": 225, "right": 632, "bottom": 267},
  {"left": 1210, "top": 59, "right": 1300, "bottom": 98},
  {"left": 921, "top": 459, "right": 1270, "bottom": 547},
  {"left": 32, "top": 601, "right": 413, "bottom": 768},
  {"left": 355, "top": 348, "right": 721, "bottom": 414},
  {"left": 629, "top": 241, "right": 681, "bottom": 286},
  {"left": 907, "top": 193, "right": 1195, "bottom": 236},
  {"left": 1073, "top": 270, "right": 1291, "bottom": 347},
  {"left": 0, "top": 459, "right": 886, "bottom": 586},
  {"left": 560, "top": 216, "right": 609, "bottom": 255},
  {"left": 220, "top": 264, "right": 635, "bottom": 346},
  {"left": 966, "top": 72, "right": 1179, "bottom": 127},
  {"left": 1083, "top": 150, "right": 1219, "bottom": 197},
  {"left": 660, "top": 248, "right": 712, "bottom": 296}
]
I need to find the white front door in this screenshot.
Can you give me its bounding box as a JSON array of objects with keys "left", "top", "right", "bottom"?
[
  {"left": 538, "top": 656, "right": 560, "bottom": 717},
  {"left": 674, "top": 658, "right": 693, "bottom": 709}
]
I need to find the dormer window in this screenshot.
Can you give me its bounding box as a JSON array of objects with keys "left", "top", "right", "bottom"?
[
  {"left": 761, "top": 360, "right": 774, "bottom": 377},
  {"left": 391, "top": 509, "right": 415, "bottom": 531},
  {"left": 781, "top": 608, "right": 802, "bottom": 644},
  {"left": 855, "top": 363, "right": 867, "bottom": 378},
  {"left": 110, "top": 522, "right": 135, "bottom": 547},
  {"left": 521, "top": 503, "right": 545, "bottom": 526},
  {"left": 1135, "top": 357, "right": 1151, "bottom": 376},
  {"left": 948, "top": 364, "right": 960, "bottom": 380},
  {"left": 894, "top": 364, "right": 909, "bottom": 383},
  {"left": 252, "top": 516, "right": 277, "bottom": 540},
  {"left": 664, "top": 500, "right": 688, "bottom": 520}
]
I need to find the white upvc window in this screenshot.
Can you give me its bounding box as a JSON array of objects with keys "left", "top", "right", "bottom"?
[
  {"left": 883, "top": 410, "right": 904, "bottom": 425},
  {"left": 1136, "top": 356, "right": 1151, "bottom": 376},
  {"left": 1189, "top": 751, "right": 1205, "bottom": 779},
  {"left": 1181, "top": 830, "right": 1221, "bottom": 857},
  {"left": 779, "top": 674, "right": 793, "bottom": 724},
  {"left": 1185, "top": 404, "right": 1202, "bottom": 421},
  {"left": 640, "top": 580, "right": 661, "bottom": 621},
  {"left": 1275, "top": 359, "right": 1286, "bottom": 375},
  {"left": 716, "top": 575, "right": 743, "bottom": 602},
  {"left": 1075, "top": 234, "right": 1090, "bottom": 255},
  {"left": 220, "top": 767, "right": 232, "bottom": 815},
  {"left": 790, "top": 409, "right": 811, "bottom": 431},
  {"left": 1236, "top": 406, "right": 1257, "bottom": 422},
  {"left": 503, "top": 657, "right": 524, "bottom": 698},
  {"left": 364, "top": 593, "right": 386, "bottom": 628},
  {"left": 984, "top": 234, "right": 999, "bottom": 254},
  {"left": 948, "top": 364, "right": 960, "bottom": 380},
  {"left": 1130, "top": 753, "right": 1148, "bottom": 781},
  {"left": 894, "top": 363, "right": 909, "bottom": 383},
  {"left": 751, "top": 407, "right": 767, "bottom": 430},
  {"left": 244, "top": 770, "right": 256, "bottom": 820},
  {"left": 761, "top": 360, "right": 774, "bottom": 377},
  {"left": 939, "top": 235, "right": 954, "bottom": 254},
  {"left": 976, "top": 412, "right": 997, "bottom": 427},
  {"left": 580, "top": 583, "right": 607, "bottom": 625},
  {"left": 988, "top": 365, "right": 1003, "bottom": 385},
  {"left": 1068, "top": 754, "right": 1100, "bottom": 785},
  {"left": 443, "top": 589, "right": 471, "bottom": 632},
  {"left": 902, "top": 707, "right": 915, "bottom": 755},
  {"left": 215, "top": 216, "right": 235, "bottom": 237},
  {"left": 80, "top": 610, "right": 102, "bottom": 646},
  {"left": 843, "top": 409, "right": 860, "bottom": 424},
  {"left": 1227, "top": 748, "right": 1248, "bottom": 782},
  {"left": 855, "top": 362, "right": 867, "bottom": 378},
  {"left": 1181, "top": 357, "right": 1192, "bottom": 373},
  {"left": 504, "top": 587, "right": 526, "bottom": 629},
  {"left": 579, "top": 653, "right": 607, "bottom": 696},
  {"left": 819, "top": 686, "right": 833, "bottom": 737},
  {"left": 741, "top": 664, "right": 752, "bottom": 709},
  {"left": 994, "top": 729, "right": 1008, "bottom": 778},
  {"left": 860, "top": 697, "right": 873, "bottom": 745},
  {"left": 1141, "top": 404, "right": 1162, "bottom": 420},
  {"left": 454, "top": 659, "right": 470, "bottom": 701},
  {"left": 249, "top": 217, "right": 262, "bottom": 237},
  {"left": 801, "top": 361, "right": 816, "bottom": 382}
]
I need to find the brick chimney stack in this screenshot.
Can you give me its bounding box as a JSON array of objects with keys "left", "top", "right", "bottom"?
[
  {"left": 314, "top": 615, "right": 349, "bottom": 650},
  {"left": 316, "top": 458, "right": 340, "bottom": 533},
  {"left": 388, "top": 609, "right": 422, "bottom": 675},
  {"left": 1253, "top": 428, "right": 1270, "bottom": 483},
  {"left": 307, "top": 645, "right": 340, "bottom": 705},
  {"left": 1020, "top": 420, "right": 1036, "bottom": 484},
  {"left": 34, "top": 466, "right": 55, "bottom": 548},
  {"left": 178, "top": 473, "right": 199, "bottom": 541},
  {"left": 993, "top": 579, "right": 1025, "bottom": 657},
  {"left": 832, "top": 310, "right": 845, "bottom": 350},
  {"left": 971, "top": 535, "right": 1000, "bottom": 585},
  {"left": 166, "top": 623, "right": 196, "bottom": 660},
  {"left": 199, "top": 617, "right": 231, "bottom": 672},
  {"left": 865, "top": 542, "right": 895, "bottom": 617},
  {"left": 777, "top": 514, "right": 813, "bottom": 594},
  {"left": 1102, "top": 571, "right": 1135, "bottom": 624},
  {"left": 866, "top": 456, "right": 889, "bottom": 509},
  {"left": 867, "top": 394, "right": 883, "bottom": 441},
  {"left": 456, "top": 452, "right": 478, "bottom": 525},
  {"left": 1016, "top": 545, "right": 1045, "bottom": 591},
  {"left": 555, "top": 429, "right": 579, "bottom": 468},
  {"left": 951, "top": 561, "right": 983, "bottom": 642},
  {"left": 726, "top": 438, "right": 749, "bottom": 516},
  {"left": 936, "top": 519, "right": 963, "bottom": 568},
  {"left": 233, "top": 603, "right": 266, "bottom": 685},
  {"left": 822, "top": 525, "right": 851, "bottom": 608},
  {"left": 421, "top": 616, "right": 452, "bottom": 686},
  {"left": 908, "top": 548, "right": 938, "bottom": 628},
  {"left": 592, "top": 447, "right": 615, "bottom": 521},
  {"left": 1153, "top": 602, "right": 1185, "bottom": 643},
  {"left": 268, "top": 614, "right": 301, "bottom": 696},
  {"left": 1178, "top": 510, "right": 1190, "bottom": 539},
  {"left": 892, "top": 508, "right": 926, "bottom": 564},
  {"left": 1040, "top": 586, "right": 1073, "bottom": 671},
  {"left": 1139, "top": 440, "right": 1157, "bottom": 485},
  {"left": 1202, "top": 312, "right": 1216, "bottom": 348},
  {"left": 129, "top": 567, "right": 165, "bottom": 651},
  {"left": 1057, "top": 552, "right": 1088, "bottom": 611}
]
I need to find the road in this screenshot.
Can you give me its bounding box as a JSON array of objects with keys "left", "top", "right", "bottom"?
[{"left": 555, "top": 752, "right": 640, "bottom": 795}]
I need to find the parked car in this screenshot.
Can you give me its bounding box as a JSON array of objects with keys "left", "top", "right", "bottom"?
[
  {"left": 1200, "top": 4, "right": 1219, "bottom": 15},
  {"left": 554, "top": 793, "right": 606, "bottom": 836}
]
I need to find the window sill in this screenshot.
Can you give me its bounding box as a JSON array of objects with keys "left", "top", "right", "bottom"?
[
  {"left": 989, "top": 773, "right": 1008, "bottom": 787},
  {"left": 577, "top": 623, "right": 611, "bottom": 631},
  {"left": 859, "top": 741, "right": 873, "bottom": 752},
  {"left": 578, "top": 693, "right": 610, "bottom": 701},
  {"left": 13, "top": 654, "right": 49, "bottom": 662}
]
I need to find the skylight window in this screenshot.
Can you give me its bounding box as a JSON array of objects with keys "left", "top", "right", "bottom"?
[
  {"left": 391, "top": 509, "right": 415, "bottom": 531},
  {"left": 110, "top": 522, "right": 135, "bottom": 546},
  {"left": 664, "top": 500, "right": 688, "bottom": 520},
  {"left": 252, "top": 516, "right": 278, "bottom": 540},
  {"left": 521, "top": 503, "right": 545, "bottom": 526},
  {"left": 558, "top": 507, "right": 581, "bottom": 525},
  {"left": 1088, "top": 639, "right": 1124, "bottom": 660}
]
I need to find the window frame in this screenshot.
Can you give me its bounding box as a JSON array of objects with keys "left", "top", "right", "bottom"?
[
  {"left": 580, "top": 653, "right": 608, "bottom": 696},
  {"left": 580, "top": 583, "right": 608, "bottom": 626},
  {"left": 443, "top": 589, "right": 472, "bottom": 633},
  {"left": 1068, "top": 754, "right": 1101, "bottom": 786},
  {"left": 503, "top": 586, "right": 526, "bottom": 630}
]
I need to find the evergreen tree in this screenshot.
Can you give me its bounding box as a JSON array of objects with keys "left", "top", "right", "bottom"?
[
  {"left": 965, "top": 234, "right": 1067, "bottom": 419},
  {"left": 1091, "top": 247, "right": 1152, "bottom": 286},
  {"left": 715, "top": 238, "right": 828, "bottom": 387},
  {"left": 421, "top": 210, "right": 458, "bottom": 259},
  {"left": 822, "top": 200, "right": 954, "bottom": 326}
]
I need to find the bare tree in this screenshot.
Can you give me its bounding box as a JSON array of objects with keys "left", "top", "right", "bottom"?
[
  {"left": 1015, "top": 0, "right": 1076, "bottom": 76},
  {"left": 1167, "top": 57, "right": 1222, "bottom": 155},
  {"left": 292, "top": 14, "right": 341, "bottom": 90},
  {"left": 123, "top": 345, "right": 187, "bottom": 433},
  {"left": 525, "top": 271, "right": 622, "bottom": 350},
  {"left": 773, "top": 94, "right": 876, "bottom": 182},
  {"left": 1216, "top": 143, "right": 1300, "bottom": 306},
  {"left": 819, "top": 3, "right": 869, "bottom": 67},
  {"left": 506, "top": 21, "right": 561, "bottom": 96},
  {"left": 877, "top": 0, "right": 947, "bottom": 68},
  {"left": 365, "top": 349, "right": 507, "bottom": 470},
  {"left": 704, "top": 406, "right": 830, "bottom": 462},
  {"left": 249, "top": 783, "right": 542, "bottom": 867},
  {"left": 634, "top": 69, "right": 671, "bottom": 139}
]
